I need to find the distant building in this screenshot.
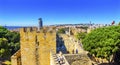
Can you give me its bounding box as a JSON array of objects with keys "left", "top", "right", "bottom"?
[{"left": 38, "top": 18, "right": 43, "bottom": 31}]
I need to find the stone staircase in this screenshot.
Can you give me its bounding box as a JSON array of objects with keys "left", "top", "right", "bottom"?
[
  {"left": 50, "top": 50, "right": 70, "bottom": 65},
  {"left": 50, "top": 51, "right": 59, "bottom": 65}
]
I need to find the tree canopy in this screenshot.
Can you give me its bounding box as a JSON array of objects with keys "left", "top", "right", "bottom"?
[
  {"left": 75, "top": 32, "right": 86, "bottom": 40},
  {"left": 57, "top": 28, "right": 66, "bottom": 34},
  {"left": 0, "top": 26, "right": 20, "bottom": 59},
  {"left": 82, "top": 26, "right": 120, "bottom": 62}
]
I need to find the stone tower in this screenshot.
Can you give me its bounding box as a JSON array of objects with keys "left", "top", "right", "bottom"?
[{"left": 20, "top": 27, "right": 56, "bottom": 65}]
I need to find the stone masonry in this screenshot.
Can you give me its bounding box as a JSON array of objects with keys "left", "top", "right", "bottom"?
[
  {"left": 11, "top": 27, "right": 56, "bottom": 65},
  {"left": 11, "top": 27, "right": 94, "bottom": 65}
]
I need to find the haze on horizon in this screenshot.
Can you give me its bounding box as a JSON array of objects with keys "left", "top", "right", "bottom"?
[{"left": 0, "top": 0, "right": 120, "bottom": 26}]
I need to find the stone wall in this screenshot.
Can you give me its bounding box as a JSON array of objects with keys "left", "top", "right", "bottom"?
[
  {"left": 20, "top": 27, "right": 56, "bottom": 65},
  {"left": 50, "top": 51, "right": 59, "bottom": 65},
  {"left": 11, "top": 50, "right": 21, "bottom": 65},
  {"left": 60, "top": 34, "right": 85, "bottom": 54},
  {"left": 20, "top": 28, "right": 37, "bottom": 65},
  {"left": 70, "top": 28, "right": 87, "bottom": 35}
]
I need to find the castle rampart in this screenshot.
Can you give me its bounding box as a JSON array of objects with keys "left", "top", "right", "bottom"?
[{"left": 11, "top": 27, "right": 56, "bottom": 65}]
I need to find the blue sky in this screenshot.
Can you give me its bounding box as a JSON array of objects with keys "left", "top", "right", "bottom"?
[{"left": 0, "top": 0, "right": 120, "bottom": 26}]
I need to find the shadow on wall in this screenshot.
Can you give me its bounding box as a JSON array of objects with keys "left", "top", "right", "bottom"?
[{"left": 56, "top": 34, "right": 68, "bottom": 54}]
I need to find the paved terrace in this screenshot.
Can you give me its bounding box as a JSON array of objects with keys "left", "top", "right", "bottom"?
[
  {"left": 50, "top": 50, "right": 92, "bottom": 65},
  {"left": 63, "top": 54, "right": 92, "bottom": 65}
]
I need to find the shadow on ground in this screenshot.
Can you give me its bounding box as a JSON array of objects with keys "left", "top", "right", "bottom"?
[{"left": 98, "top": 62, "right": 120, "bottom": 65}]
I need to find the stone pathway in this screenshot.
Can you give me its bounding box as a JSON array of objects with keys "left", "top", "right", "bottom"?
[{"left": 56, "top": 54, "right": 66, "bottom": 65}]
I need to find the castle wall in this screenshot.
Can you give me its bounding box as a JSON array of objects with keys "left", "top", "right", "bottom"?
[
  {"left": 11, "top": 50, "right": 21, "bottom": 65},
  {"left": 37, "top": 32, "right": 56, "bottom": 65},
  {"left": 20, "top": 28, "right": 37, "bottom": 65},
  {"left": 20, "top": 27, "right": 56, "bottom": 65},
  {"left": 50, "top": 51, "right": 59, "bottom": 65},
  {"left": 60, "top": 34, "right": 84, "bottom": 54},
  {"left": 11, "top": 56, "right": 18, "bottom": 65}
]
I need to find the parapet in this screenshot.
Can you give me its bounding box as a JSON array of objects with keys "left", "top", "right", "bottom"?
[
  {"left": 11, "top": 50, "right": 21, "bottom": 65},
  {"left": 11, "top": 50, "right": 21, "bottom": 59},
  {"left": 20, "top": 27, "right": 37, "bottom": 32},
  {"left": 20, "top": 27, "right": 56, "bottom": 33}
]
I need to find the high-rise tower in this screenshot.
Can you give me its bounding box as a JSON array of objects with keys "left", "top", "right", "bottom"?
[{"left": 38, "top": 18, "right": 43, "bottom": 31}]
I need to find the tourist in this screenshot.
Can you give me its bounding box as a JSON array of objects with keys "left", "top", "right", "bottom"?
[
  {"left": 76, "top": 49, "right": 78, "bottom": 54},
  {"left": 57, "top": 56, "right": 61, "bottom": 64},
  {"left": 72, "top": 49, "right": 74, "bottom": 54}
]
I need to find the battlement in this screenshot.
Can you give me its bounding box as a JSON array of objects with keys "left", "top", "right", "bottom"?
[
  {"left": 20, "top": 27, "right": 56, "bottom": 33},
  {"left": 20, "top": 27, "right": 37, "bottom": 32},
  {"left": 11, "top": 19, "right": 57, "bottom": 65},
  {"left": 19, "top": 27, "right": 56, "bottom": 65}
]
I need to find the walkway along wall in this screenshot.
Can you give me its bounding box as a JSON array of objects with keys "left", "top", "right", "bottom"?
[{"left": 60, "top": 34, "right": 85, "bottom": 54}]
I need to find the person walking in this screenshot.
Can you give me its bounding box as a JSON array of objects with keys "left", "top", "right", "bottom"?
[{"left": 76, "top": 49, "right": 78, "bottom": 54}]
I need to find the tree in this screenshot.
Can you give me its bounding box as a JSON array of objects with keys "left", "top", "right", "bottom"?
[
  {"left": 0, "top": 38, "right": 10, "bottom": 59},
  {"left": 57, "top": 28, "right": 65, "bottom": 34},
  {"left": 0, "top": 26, "right": 20, "bottom": 59},
  {"left": 118, "top": 22, "right": 120, "bottom": 25},
  {"left": 75, "top": 32, "right": 86, "bottom": 40},
  {"left": 5, "top": 31, "right": 20, "bottom": 43},
  {"left": 80, "top": 26, "right": 88, "bottom": 30},
  {"left": 82, "top": 26, "right": 120, "bottom": 64},
  {"left": 0, "top": 26, "right": 8, "bottom": 38}
]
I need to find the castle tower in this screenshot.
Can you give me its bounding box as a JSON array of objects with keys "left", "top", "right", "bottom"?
[
  {"left": 20, "top": 27, "right": 56, "bottom": 65},
  {"left": 38, "top": 18, "right": 43, "bottom": 31},
  {"left": 20, "top": 27, "right": 37, "bottom": 65}
]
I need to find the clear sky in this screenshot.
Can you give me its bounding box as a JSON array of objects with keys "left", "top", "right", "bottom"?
[{"left": 0, "top": 0, "right": 120, "bottom": 26}]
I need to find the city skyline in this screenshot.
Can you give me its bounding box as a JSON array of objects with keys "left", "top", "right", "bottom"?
[{"left": 0, "top": 0, "right": 120, "bottom": 26}]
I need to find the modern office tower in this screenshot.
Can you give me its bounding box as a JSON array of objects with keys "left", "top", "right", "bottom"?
[{"left": 38, "top": 18, "right": 43, "bottom": 31}]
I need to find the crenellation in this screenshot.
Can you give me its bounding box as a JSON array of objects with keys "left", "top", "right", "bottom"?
[
  {"left": 20, "top": 27, "right": 38, "bottom": 33},
  {"left": 27, "top": 27, "right": 31, "bottom": 32},
  {"left": 20, "top": 27, "right": 26, "bottom": 33},
  {"left": 13, "top": 27, "right": 56, "bottom": 65}
]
